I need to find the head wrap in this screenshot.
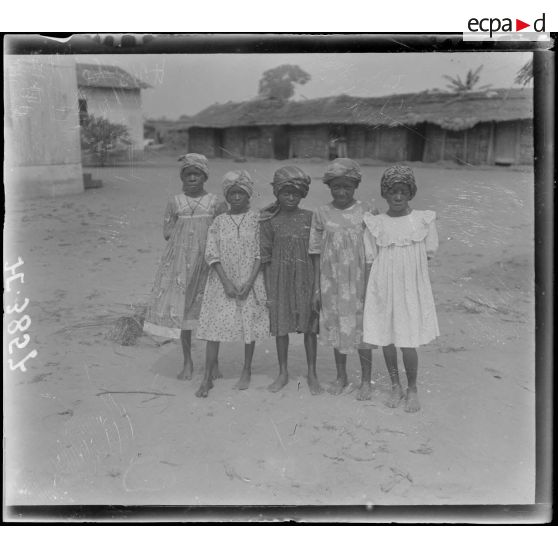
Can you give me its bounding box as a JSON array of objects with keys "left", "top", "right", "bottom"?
[
  {"left": 271, "top": 166, "right": 311, "bottom": 198},
  {"left": 322, "top": 158, "right": 362, "bottom": 185},
  {"left": 259, "top": 166, "right": 311, "bottom": 221},
  {"left": 178, "top": 153, "right": 209, "bottom": 179},
  {"left": 380, "top": 164, "right": 417, "bottom": 199},
  {"left": 222, "top": 170, "right": 254, "bottom": 198}
]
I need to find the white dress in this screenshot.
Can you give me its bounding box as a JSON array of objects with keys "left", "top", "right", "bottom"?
[{"left": 363, "top": 210, "right": 439, "bottom": 348}]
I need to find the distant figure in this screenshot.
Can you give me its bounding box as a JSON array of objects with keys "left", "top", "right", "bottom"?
[
  {"left": 327, "top": 137, "right": 338, "bottom": 160},
  {"left": 363, "top": 164, "right": 440, "bottom": 412},
  {"left": 195, "top": 170, "right": 269, "bottom": 398},
  {"left": 260, "top": 166, "right": 323, "bottom": 395},
  {"left": 309, "top": 158, "right": 379, "bottom": 401},
  {"left": 336, "top": 135, "right": 348, "bottom": 158},
  {"left": 143, "top": 154, "right": 226, "bottom": 380}
]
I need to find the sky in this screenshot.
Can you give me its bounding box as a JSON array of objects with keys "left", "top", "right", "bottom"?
[{"left": 75, "top": 51, "right": 532, "bottom": 120}]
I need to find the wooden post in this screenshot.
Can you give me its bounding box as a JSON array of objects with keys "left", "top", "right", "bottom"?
[
  {"left": 487, "top": 121, "right": 495, "bottom": 165},
  {"left": 515, "top": 120, "right": 521, "bottom": 164},
  {"left": 463, "top": 128, "right": 468, "bottom": 164},
  {"left": 440, "top": 128, "right": 446, "bottom": 161}
]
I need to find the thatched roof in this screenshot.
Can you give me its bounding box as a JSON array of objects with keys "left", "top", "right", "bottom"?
[
  {"left": 76, "top": 63, "right": 150, "bottom": 90},
  {"left": 182, "top": 88, "right": 532, "bottom": 131}
]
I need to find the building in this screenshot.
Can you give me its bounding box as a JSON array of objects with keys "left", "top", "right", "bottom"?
[
  {"left": 180, "top": 88, "right": 533, "bottom": 166},
  {"left": 5, "top": 55, "right": 84, "bottom": 197},
  {"left": 76, "top": 62, "right": 150, "bottom": 151}
]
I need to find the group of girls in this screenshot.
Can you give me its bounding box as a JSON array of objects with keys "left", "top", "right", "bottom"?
[{"left": 143, "top": 154, "right": 439, "bottom": 412}]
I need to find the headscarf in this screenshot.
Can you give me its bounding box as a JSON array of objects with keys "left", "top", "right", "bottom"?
[
  {"left": 380, "top": 164, "right": 417, "bottom": 199},
  {"left": 322, "top": 158, "right": 362, "bottom": 185},
  {"left": 178, "top": 153, "right": 209, "bottom": 179},
  {"left": 222, "top": 170, "right": 254, "bottom": 198},
  {"left": 260, "top": 166, "right": 311, "bottom": 221},
  {"left": 271, "top": 166, "right": 311, "bottom": 198}
]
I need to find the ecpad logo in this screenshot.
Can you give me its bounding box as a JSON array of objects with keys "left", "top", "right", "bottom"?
[{"left": 467, "top": 13, "right": 546, "bottom": 37}]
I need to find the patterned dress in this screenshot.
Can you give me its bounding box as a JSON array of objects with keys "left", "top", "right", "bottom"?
[
  {"left": 260, "top": 209, "right": 317, "bottom": 336},
  {"left": 363, "top": 210, "right": 440, "bottom": 348},
  {"left": 144, "top": 192, "right": 224, "bottom": 339},
  {"left": 308, "top": 200, "right": 375, "bottom": 354},
  {"left": 197, "top": 211, "right": 269, "bottom": 343}
]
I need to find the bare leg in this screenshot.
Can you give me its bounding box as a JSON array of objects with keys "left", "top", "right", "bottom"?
[
  {"left": 268, "top": 335, "right": 289, "bottom": 392},
  {"left": 383, "top": 344, "right": 404, "bottom": 407},
  {"left": 234, "top": 341, "right": 254, "bottom": 390},
  {"left": 195, "top": 341, "right": 219, "bottom": 398},
  {"left": 328, "top": 348, "right": 348, "bottom": 395},
  {"left": 356, "top": 347, "right": 373, "bottom": 400},
  {"left": 401, "top": 347, "right": 420, "bottom": 412},
  {"left": 305, "top": 332, "right": 323, "bottom": 395},
  {"left": 178, "top": 330, "right": 194, "bottom": 380}
]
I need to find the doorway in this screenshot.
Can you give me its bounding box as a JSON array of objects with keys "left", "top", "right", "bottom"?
[
  {"left": 273, "top": 126, "right": 290, "bottom": 160},
  {"left": 406, "top": 124, "right": 427, "bottom": 161}
]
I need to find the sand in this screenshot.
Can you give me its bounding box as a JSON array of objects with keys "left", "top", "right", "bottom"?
[{"left": 4, "top": 154, "right": 535, "bottom": 507}]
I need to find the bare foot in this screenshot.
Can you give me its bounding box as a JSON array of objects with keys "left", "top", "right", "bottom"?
[
  {"left": 307, "top": 373, "right": 324, "bottom": 395},
  {"left": 233, "top": 370, "right": 251, "bottom": 390},
  {"left": 195, "top": 379, "right": 213, "bottom": 398},
  {"left": 404, "top": 389, "right": 421, "bottom": 413},
  {"left": 356, "top": 382, "right": 372, "bottom": 401},
  {"left": 177, "top": 360, "right": 193, "bottom": 381},
  {"left": 268, "top": 372, "right": 288, "bottom": 393},
  {"left": 212, "top": 362, "right": 223, "bottom": 379},
  {"left": 386, "top": 384, "right": 404, "bottom": 408},
  {"left": 327, "top": 377, "right": 348, "bottom": 396}
]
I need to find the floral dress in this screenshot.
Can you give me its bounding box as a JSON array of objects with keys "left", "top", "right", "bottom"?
[
  {"left": 197, "top": 211, "right": 269, "bottom": 343},
  {"left": 363, "top": 210, "right": 440, "bottom": 348},
  {"left": 260, "top": 209, "right": 317, "bottom": 336},
  {"left": 308, "top": 200, "right": 375, "bottom": 354},
  {"left": 143, "top": 192, "right": 224, "bottom": 339}
]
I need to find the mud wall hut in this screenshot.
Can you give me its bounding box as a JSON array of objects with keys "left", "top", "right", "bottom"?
[
  {"left": 179, "top": 89, "right": 533, "bottom": 166},
  {"left": 76, "top": 63, "right": 150, "bottom": 151}
]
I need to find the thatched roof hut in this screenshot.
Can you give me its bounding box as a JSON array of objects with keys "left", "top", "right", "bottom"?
[{"left": 185, "top": 88, "right": 532, "bottom": 132}]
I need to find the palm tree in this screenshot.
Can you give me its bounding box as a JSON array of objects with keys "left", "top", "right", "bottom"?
[
  {"left": 443, "top": 65, "right": 492, "bottom": 93},
  {"left": 514, "top": 59, "right": 533, "bottom": 86}
]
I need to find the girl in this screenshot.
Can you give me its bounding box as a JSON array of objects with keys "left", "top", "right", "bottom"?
[
  {"left": 260, "top": 166, "right": 322, "bottom": 395},
  {"left": 308, "top": 158, "right": 377, "bottom": 401},
  {"left": 144, "top": 153, "right": 226, "bottom": 380},
  {"left": 363, "top": 164, "right": 439, "bottom": 413},
  {"left": 195, "top": 170, "right": 269, "bottom": 398}
]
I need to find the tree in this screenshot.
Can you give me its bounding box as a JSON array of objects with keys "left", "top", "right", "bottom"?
[
  {"left": 80, "top": 115, "right": 132, "bottom": 166},
  {"left": 258, "top": 64, "right": 311, "bottom": 101},
  {"left": 442, "top": 65, "right": 492, "bottom": 93},
  {"left": 514, "top": 59, "right": 533, "bottom": 86}
]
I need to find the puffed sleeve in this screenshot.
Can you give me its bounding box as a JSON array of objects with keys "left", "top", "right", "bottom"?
[
  {"left": 363, "top": 224, "right": 377, "bottom": 263},
  {"left": 163, "top": 197, "right": 177, "bottom": 240},
  {"left": 260, "top": 219, "right": 273, "bottom": 264},
  {"left": 308, "top": 208, "right": 324, "bottom": 255},
  {"left": 205, "top": 217, "right": 221, "bottom": 266},
  {"left": 424, "top": 211, "right": 439, "bottom": 256},
  {"left": 362, "top": 213, "right": 378, "bottom": 262}
]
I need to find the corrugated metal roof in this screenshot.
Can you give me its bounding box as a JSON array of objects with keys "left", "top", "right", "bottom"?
[
  {"left": 180, "top": 88, "right": 532, "bottom": 131},
  {"left": 76, "top": 63, "right": 150, "bottom": 90}
]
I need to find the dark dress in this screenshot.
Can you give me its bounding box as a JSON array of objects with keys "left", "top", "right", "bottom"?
[{"left": 260, "top": 209, "right": 317, "bottom": 336}]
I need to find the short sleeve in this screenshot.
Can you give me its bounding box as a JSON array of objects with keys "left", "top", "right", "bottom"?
[
  {"left": 424, "top": 211, "right": 439, "bottom": 255},
  {"left": 308, "top": 208, "right": 324, "bottom": 254},
  {"left": 205, "top": 218, "right": 221, "bottom": 266},
  {"left": 253, "top": 219, "right": 262, "bottom": 261},
  {"left": 260, "top": 219, "right": 274, "bottom": 264},
  {"left": 163, "top": 197, "right": 177, "bottom": 240}
]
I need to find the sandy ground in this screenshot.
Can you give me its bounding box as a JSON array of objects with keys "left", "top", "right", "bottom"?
[{"left": 4, "top": 154, "right": 535, "bottom": 507}]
